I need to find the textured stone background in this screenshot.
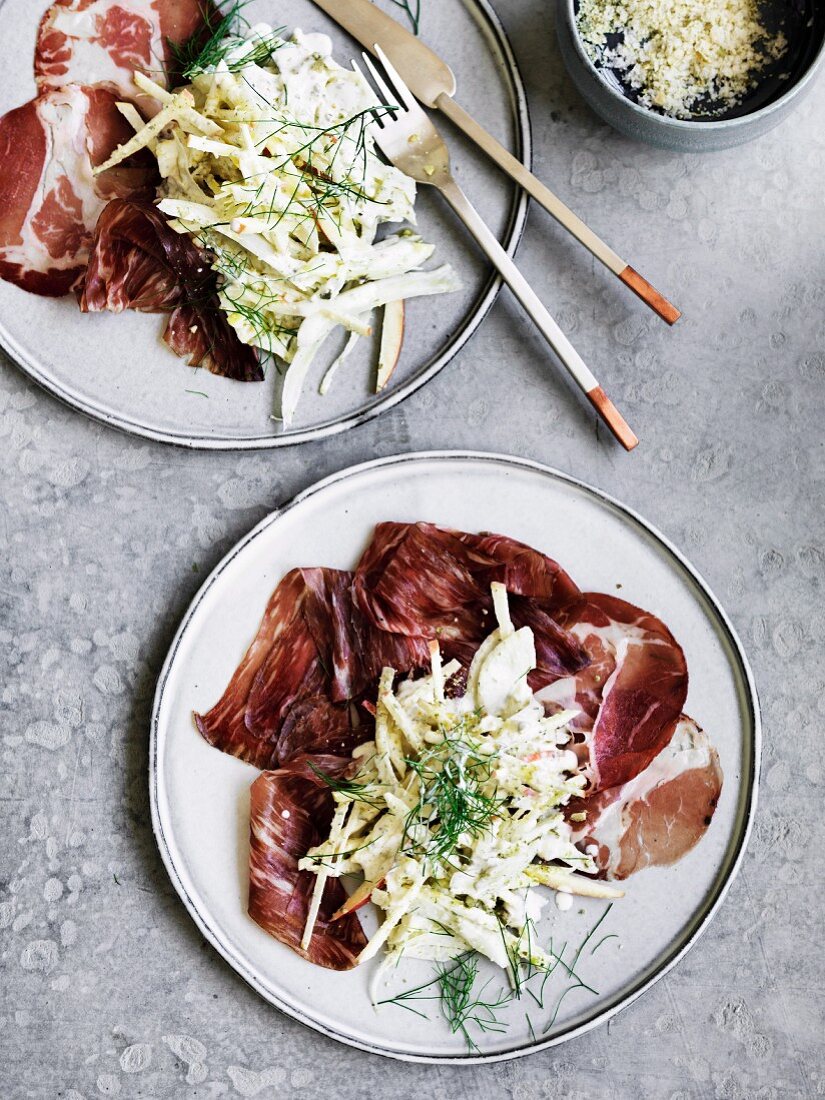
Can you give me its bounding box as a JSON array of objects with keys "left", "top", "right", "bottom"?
[{"left": 2, "top": 3, "right": 824, "bottom": 1098}]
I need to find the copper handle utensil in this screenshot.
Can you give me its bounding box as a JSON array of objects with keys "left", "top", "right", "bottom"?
[
  {"left": 359, "top": 46, "right": 639, "bottom": 451},
  {"left": 310, "top": 0, "right": 680, "bottom": 325}
]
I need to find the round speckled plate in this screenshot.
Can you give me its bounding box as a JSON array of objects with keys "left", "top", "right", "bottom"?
[
  {"left": 0, "top": 0, "right": 528, "bottom": 448},
  {"left": 150, "top": 451, "right": 760, "bottom": 1063}
]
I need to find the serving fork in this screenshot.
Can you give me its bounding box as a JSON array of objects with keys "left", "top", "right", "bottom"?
[
  {"left": 357, "top": 46, "right": 639, "bottom": 452},
  {"left": 312, "top": 0, "right": 680, "bottom": 326}
]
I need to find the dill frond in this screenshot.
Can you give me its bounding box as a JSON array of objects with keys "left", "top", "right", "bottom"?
[
  {"left": 171, "top": 1, "right": 285, "bottom": 80},
  {"left": 390, "top": 0, "right": 423, "bottom": 36},
  {"left": 401, "top": 728, "right": 504, "bottom": 868}
]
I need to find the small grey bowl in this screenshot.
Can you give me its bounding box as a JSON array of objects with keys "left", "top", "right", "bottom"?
[{"left": 556, "top": 0, "right": 825, "bottom": 152}]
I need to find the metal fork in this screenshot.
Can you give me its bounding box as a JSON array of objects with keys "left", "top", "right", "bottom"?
[{"left": 357, "top": 46, "right": 638, "bottom": 452}]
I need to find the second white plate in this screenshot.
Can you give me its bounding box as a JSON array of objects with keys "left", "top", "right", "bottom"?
[
  {"left": 0, "top": 0, "right": 528, "bottom": 447},
  {"left": 150, "top": 451, "right": 759, "bottom": 1061}
]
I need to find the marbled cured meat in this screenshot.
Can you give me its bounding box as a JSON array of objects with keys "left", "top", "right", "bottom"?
[
  {"left": 0, "top": 86, "right": 155, "bottom": 295},
  {"left": 275, "top": 698, "right": 367, "bottom": 766},
  {"left": 352, "top": 522, "right": 590, "bottom": 688},
  {"left": 302, "top": 567, "right": 431, "bottom": 702},
  {"left": 35, "top": 0, "right": 212, "bottom": 102},
  {"left": 1, "top": 0, "right": 214, "bottom": 298},
  {"left": 194, "top": 570, "right": 324, "bottom": 769},
  {"left": 458, "top": 530, "right": 583, "bottom": 608},
  {"left": 194, "top": 566, "right": 426, "bottom": 769},
  {"left": 353, "top": 522, "right": 495, "bottom": 641},
  {"left": 249, "top": 757, "right": 368, "bottom": 969},
  {"left": 570, "top": 716, "right": 723, "bottom": 880},
  {"left": 80, "top": 199, "right": 263, "bottom": 381}
]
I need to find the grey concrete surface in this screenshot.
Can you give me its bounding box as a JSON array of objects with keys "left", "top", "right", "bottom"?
[{"left": 2, "top": 3, "right": 824, "bottom": 1098}]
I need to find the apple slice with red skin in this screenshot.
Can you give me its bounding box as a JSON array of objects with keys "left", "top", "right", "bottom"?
[
  {"left": 375, "top": 300, "right": 405, "bottom": 392},
  {"left": 331, "top": 877, "right": 386, "bottom": 921}
]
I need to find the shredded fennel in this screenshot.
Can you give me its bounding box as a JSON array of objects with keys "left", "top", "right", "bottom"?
[
  {"left": 299, "top": 583, "right": 621, "bottom": 985},
  {"left": 97, "top": 23, "right": 459, "bottom": 422}
]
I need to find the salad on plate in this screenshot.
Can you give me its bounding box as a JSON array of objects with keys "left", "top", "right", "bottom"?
[
  {"left": 0, "top": 2, "right": 459, "bottom": 423},
  {"left": 193, "top": 521, "right": 724, "bottom": 1048}
]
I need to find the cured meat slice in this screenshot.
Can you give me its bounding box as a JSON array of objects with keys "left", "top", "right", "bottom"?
[
  {"left": 541, "top": 593, "right": 688, "bottom": 792},
  {"left": 243, "top": 571, "right": 331, "bottom": 748},
  {"left": 194, "top": 567, "right": 412, "bottom": 769},
  {"left": 0, "top": 86, "right": 155, "bottom": 296},
  {"left": 570, "top": 716, "right": 723, "bottom": 880},
  {"left": 80, "top": 199, "right": 263, "bottom": 381},
  {"left": 509, "top": 596, "right": 595, "bottom": 689},
  {"left": 353, "top": 522, "right": 494, "bottom": 640},
  {"left": 194, "top": 570, "right": 322, "bottom": 769},
  {"left": 459, "top": 531, "right": 582, "bottom": 609},
  {"left": 302, "top": 568, "right": 431, "bottom": 702},
  {"left": 352, "top": 522, "right": 589, "bottom": 687},
  {"left": 275, "top": 698, "right": 368, "bottom": 766},
  {"left": 249, "top": 756, "right": 367, "bottom": 969},
  {"left": 35, "top": 0, "right": 213, "bottom": 102}
]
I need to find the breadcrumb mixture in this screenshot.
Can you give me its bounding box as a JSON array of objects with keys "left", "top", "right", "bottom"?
[{"left": 576, "top": 0, "right": 789, "bottom": 118}]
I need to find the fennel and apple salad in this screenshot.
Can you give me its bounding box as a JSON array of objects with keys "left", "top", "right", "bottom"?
[
  {"left": 95, "top": 14, "right": 459, "bottom": 423},
  {"left": 299, "top": 583, "right": 622, "bottom": 1023}
]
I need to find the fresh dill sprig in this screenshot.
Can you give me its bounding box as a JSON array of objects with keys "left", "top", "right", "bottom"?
[
  {"left": 401, "top": 728, "right": 504, "bottom": 868},
  {"left": 377, "top": 971, "right": 440, "bottom": 1020},
  {"left": 542, "top": 903, "right": 614, "bottom": 1035},
  {"left": 390, "top": 0, "right": 423, "bottom": 36},
  {"left": 307, "top": 762, "right": 382, "bottom": 807},
  {"left": 378, "top": 904, "right": 615, "bottom": 1051},
  {"left": 170, "top": 0, "right": 284, "bottom": 80},
  {"left": 437, "top": 953, "right": 512, "bottom": 1050},
  {"left": 378, "top": 952, "right": 511, "bottom": 1048}
]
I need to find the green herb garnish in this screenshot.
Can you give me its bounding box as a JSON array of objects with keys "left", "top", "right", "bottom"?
[
  {"left": 390, "top": 0, "right": 423, "bottom": 36},
  {"left": 379, "top": 904, "right": 616, "bottom": 1052},
  {"left": 171, "top": 1, "right": 284, "bottom": 80},
  {"left": 401, "top": 726, "right": 504, "bottom": 868}
]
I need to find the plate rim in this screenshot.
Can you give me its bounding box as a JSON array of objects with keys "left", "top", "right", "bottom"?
[
  {"left": 0, "top": 0, "right": 531, "bottom": 450},
  {"left": 149, "top": 449, "right": 762, "bottom": 1064}
]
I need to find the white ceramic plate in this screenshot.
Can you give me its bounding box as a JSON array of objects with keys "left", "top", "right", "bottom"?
[
  {"left": 0, "top": 0, "right": 528, "bottom": 448},
  {"left": 150, "top": 451, "right": 760, "bottom": 1063}
]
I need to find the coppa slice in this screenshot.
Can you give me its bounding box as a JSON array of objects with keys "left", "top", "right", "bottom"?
[
  {"left": 193, "top": 567, "right": 430, "bottom": 770},
  {"left": 249, "top": 756, "right": 368, "bottom": 969},
  {"left": 35, "top": 0, "right": 213, "bottom": 101},
  {"left": 570, "top": 716, "right": 723, "bottom": 880},
  {"left": 542, "top": 593, "right": 688, "bottom": 792},
  {"left": 0, "top": 85, "right": 155, "bottom": 295},
  {"left": 194, "top": 570, "right": 328, "bottom": 769}
]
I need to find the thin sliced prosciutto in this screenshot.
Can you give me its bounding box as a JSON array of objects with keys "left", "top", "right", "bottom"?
[
  {"left": 80, "top": 199, "right": 263, "bottom": 380},
  {"left": 249, "top": 757, "right": 368, "bottom": 969},
  {"left": 35, "top": 0, "right": 214, "bottom": 102},
  {"left": 570, "top": 716, "right": 723, "bottom": 880},
  {"left": 542, "top": 593, "right": 689, "bottom": 792},
  {"left": 0, "top": 85, "right": 155, "bottom": 295}
]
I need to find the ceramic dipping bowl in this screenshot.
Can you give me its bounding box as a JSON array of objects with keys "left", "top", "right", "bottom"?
[{"left": 556, "top": 0, "right": 825, "bottom": 151}]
